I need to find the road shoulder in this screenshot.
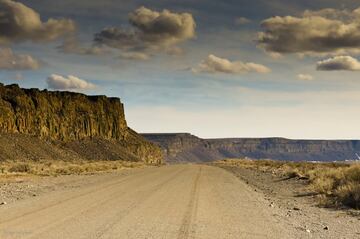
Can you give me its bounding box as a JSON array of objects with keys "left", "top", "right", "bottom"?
[{"left": 217, "top": 165, "right": 360, "bottom": 239}]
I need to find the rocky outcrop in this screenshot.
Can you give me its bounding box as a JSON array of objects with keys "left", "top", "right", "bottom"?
[
  {"left": 0, "top": 83, "right": 163, "bottom": 164},
  {"left": 0, "top": 83, "right": 128, "bottom": 141},
  {"left": 143, "top": 133, "right": 360, "bottom": 163}
]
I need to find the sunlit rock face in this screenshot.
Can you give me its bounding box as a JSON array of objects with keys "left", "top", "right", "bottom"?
[
  {"left": 0, "top": 83, "right": 127, "bottom": 140},
  {"left": 0, "top": 83, "right": 163, "bottom": 164}
]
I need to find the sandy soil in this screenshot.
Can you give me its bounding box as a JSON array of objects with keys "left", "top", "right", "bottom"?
[
  {"left": 0, "top": 169, "right": 141, "bottom": 205},
  {"left": 218, "top": 165, "right": 360, "bottom": 239},
  {"left": 1, "top": 164, "right": 359, "bottom": 238},
  {"left": 0, "top": 164, "right": 295, "bottom": 239}
]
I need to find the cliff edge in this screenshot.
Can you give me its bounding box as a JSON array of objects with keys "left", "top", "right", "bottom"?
[
  {"left": 143, "top": 133, "right": 360, "bottom": 163},
  {"left": 0, "top": 84, "right": 163, "bottom": 164}
]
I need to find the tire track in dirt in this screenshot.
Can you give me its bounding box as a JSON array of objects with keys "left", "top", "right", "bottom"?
[
  {"left": 94, "top": 167, "right": 187, "bottom": 239},
  {"left": 0, "top": 165, "right": 298, "bottom": 239},
  {"left": 0, "top": 169, "right": 156, "bottom": 225},
  {"left": 177, "top": 166, "right": 202, "bottom": 239},
  {"left": 25, "top": 167, "right": 187, "bottom": 239}
]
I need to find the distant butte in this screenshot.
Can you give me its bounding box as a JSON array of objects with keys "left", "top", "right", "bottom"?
[{"left": 142, "top": 133, "right": 360, "bottom": 163}]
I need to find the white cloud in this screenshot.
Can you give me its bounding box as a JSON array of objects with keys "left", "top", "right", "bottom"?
[
  {"left": 192, "top": 54, "right": 271, "bottom": 74},
  {"left": 0, "top": 0, "right": 75, "bottom": 44},
  {"left": 0, "top": 48, "right": 40, "bottom": 70},
  {"left": 47, "top": 74, "right": 96, "bottom": 90},
  {"left": 94, "top": 6, "right": 196, "bottom": 57},
  {"left": 317, "top": 56, "right": 360, "bottom": 71},
  {"left": 297, "top": 74, "right": 314, "bottom": 81},
  {"left": 258, "top": 7, "right": 360, "bottom": 56}
]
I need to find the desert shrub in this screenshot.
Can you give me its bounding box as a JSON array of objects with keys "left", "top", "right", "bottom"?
[
  {"left": 335, "top": 183, "right": 360, "bottom": 209},
  {"left": 0, "top": 166, "right": 6, "bottom": 174},
  {"left": 0, "top": 160, "right": 144, "bottom": 178},
  {"left": 55, "top": 168, "right": 70, "bottom": 175},
  {"left": 67, "top": 165, "right": 85, "bottom": 174},
  {"left": 285, "top": 168, "right": 305, "bottom": 179},
  {"left": 216, "top": 159, "right": 360, "bottom": 209},
  {"left": 311, "top": 177, "right": 336, "bottom": 194},
  {"left": 8, "top": 163, "right": 31, "bottom": 173},
  {"left": 344, "top": 166, "right": 360, "bottom": 182}
]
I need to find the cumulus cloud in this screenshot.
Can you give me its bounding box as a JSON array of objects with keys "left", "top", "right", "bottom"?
[
  {"left": 119, "top": 52, "right": 150, "bottom": 60},
  {"left": 47, "top": 74, "right": 96, "bottom": 90},
  {"left": 0, "top": 0, "right": 75, "bottom": 44},
  {"left": 0, "top": 48, "right": 40, "bottom": 70},
  {"left": 257, "top": 7, "right": 360, "bottom": 56},
  {"left": 94, "top": 6, "right": 196, "bottom": 55},
  {"left": 297, "top": 74, "right": 314, "bottom": 81},
  {"left": 94, "top": 27, "right": 140, "bottom": 51},
  {"left": 317, "top": 56, "right": 360, "bottom": 71},
  {"left": 192, "top": 54, "right": 271, "bottom": 74},
  {"left": 235, "top": 17, "right": 251, "bottom": 25},
  {"left": 58, "top": 37, "right": 107, "bottom": 55}
]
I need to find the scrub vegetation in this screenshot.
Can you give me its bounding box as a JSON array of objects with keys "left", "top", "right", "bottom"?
[{"left": 216, "top": 159, "right": 360, "bottom": 209}]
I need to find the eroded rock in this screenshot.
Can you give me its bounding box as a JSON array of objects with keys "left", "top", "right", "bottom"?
[{"left": 0, "top": 84, "right": 163, "bottom": 164}]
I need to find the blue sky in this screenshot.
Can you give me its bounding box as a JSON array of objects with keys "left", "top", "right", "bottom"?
[{"left": 1, "top": 0, "right": 360, "bottom": 139}]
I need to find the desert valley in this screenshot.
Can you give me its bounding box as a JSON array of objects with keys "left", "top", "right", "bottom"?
[
  {"left": 0, "top": 84, "right": 359, "bottom": 238},
  {"left": 1, "top": 0, "right": 360, "bottom": 238}
]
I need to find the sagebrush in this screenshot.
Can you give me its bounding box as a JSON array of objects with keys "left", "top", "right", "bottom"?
[
  {"left": 0, "top": 160, "right": 144, "bottom": 177},
  {"left": 216, "top": 159, "right": 360, "bottom": 209}
]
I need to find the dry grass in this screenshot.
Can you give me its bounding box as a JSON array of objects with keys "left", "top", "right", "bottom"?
[
  {"left": 215, "top": 159, "right": 360, "bottom": 209},
  {"left": 0, "top": 160, "right": 145, "bottom": 178}
]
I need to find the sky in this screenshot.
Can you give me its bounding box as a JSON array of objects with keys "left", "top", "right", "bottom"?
[{"left": 1, "top": 0, "right": 360, "bottom": 139}]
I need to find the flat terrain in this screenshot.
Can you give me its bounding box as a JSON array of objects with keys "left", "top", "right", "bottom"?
[{"left": 0, "top": 164, "right": 293, "bottom": 239}]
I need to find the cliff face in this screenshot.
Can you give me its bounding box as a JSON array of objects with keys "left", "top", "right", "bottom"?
[
  {"left": 143, "top": 133, "right": 360, "bottom": 163},
  {"left": 142, "top": 133, "right": 210, "bottom": 163},
  {"left": 0, "top": 84, "right": 163, "bottom": 164},
  {"left": 0, "top": 83, "right": 128, "bottom": 141},
  {"left": 142, "top": 133, "right": 203, "bottom": 158}
]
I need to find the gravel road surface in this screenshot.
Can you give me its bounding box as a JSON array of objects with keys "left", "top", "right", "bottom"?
[{"left": 0, "top": 165, "right": 293, "bottom": 239}]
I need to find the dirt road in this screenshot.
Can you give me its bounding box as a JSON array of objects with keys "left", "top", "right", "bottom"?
[{"left": 0, "top": 165, "right": 293, "bottom": 239}]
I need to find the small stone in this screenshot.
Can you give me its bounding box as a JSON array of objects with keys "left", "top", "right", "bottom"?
[
  {"left": 0, "top": 201, "right": 7, "bottom": 205},
  {"left": 293, "top": 207, "right": 300, "bottom": 211},
  {"left": 306, "top": 229, "right": 311, "bottom": 233},
  {"left": 323, "top": 226, "right": 329, "bottom": 230}
]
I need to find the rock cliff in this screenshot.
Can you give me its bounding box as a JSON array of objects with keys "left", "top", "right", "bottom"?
[
  {"left": 0, "top": 83, "right": 163, "bottom": 164},
  {"left": 143, "top": 133, "right": 360, "bottom": 163}
]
